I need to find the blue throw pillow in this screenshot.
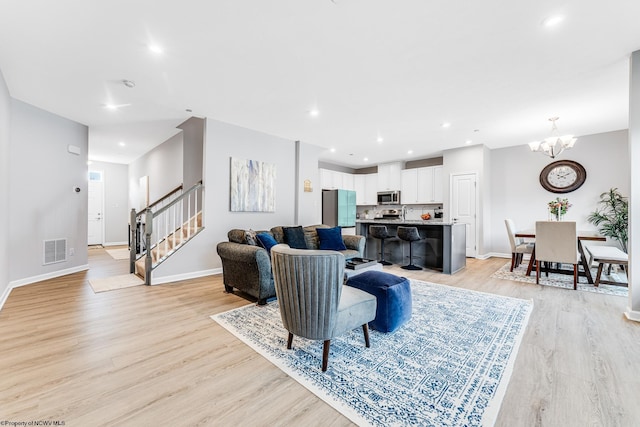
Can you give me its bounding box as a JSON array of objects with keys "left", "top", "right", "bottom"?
[
  {"left": 317, "top": 226, "right": 347, "bottom": 251},
  {"left": 256, "top": 232, "right": 278, "bottom": 253},
  {"left": 283, "top": 226, "right": 307, "bottom": 249}
]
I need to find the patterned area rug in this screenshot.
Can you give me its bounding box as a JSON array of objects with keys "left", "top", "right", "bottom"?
[
  {"left": 491, "top": 262, "right": 628, "bottom": 297},
  {"left": 212, "top": 280, "right": 532, "bottom": 427}
]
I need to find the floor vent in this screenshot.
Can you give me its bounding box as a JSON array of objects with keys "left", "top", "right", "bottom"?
[{"left": 43, "top": 238, "right": 67, "bottom": 265}]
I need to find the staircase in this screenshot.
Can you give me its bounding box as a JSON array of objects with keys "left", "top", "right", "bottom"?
[{"left": 130, "top": 181, "right": 204, "bottom": 284}]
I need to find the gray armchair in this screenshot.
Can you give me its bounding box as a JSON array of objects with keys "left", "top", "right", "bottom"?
[{"left": 271, "top": 244, "right": 377, "bottom": 372}]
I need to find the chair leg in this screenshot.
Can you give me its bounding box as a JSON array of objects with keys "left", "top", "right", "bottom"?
[
  {"left": 362, "top": 324, "right": 371, "bottom": 348},
  {"left": 510, "top": 253, "right": 517, "bottom": 271},
  {"left": 536, "top": 260, "right": 540, "bottom": 284},
  {"left": 573, "top": 264, "right": 578, "bottom": 290},
  {"left": 322, "top": 340, "right": 331, "bottom": 372},
  {"left": 287, "top": 332, "right": 294, "bottom": 349},
  {"left": 379, "top": 239, "right": 391, "bottom": 266},
  {"left": 402, "top": 241, "right": 422, "bottom": 270}
]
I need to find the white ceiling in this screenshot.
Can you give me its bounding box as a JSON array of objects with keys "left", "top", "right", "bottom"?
[{"left": 1, "top": 1, "right": 639, "bottom": 167}]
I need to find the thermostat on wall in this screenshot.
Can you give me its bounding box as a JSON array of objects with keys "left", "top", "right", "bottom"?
[{"left": 67, "top": 144, "right": 81, "bottom": 155}]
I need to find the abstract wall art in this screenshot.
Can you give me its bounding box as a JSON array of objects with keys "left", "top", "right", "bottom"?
[{"left": 230, "top": 157, "right": 276, "bottom": 212}]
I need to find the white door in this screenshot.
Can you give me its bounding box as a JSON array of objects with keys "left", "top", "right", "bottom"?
[
  {"left": 88, "top": 171, "right": 104, "bottom": 245},
  {"left": 451, "top": 173, "right": 477, "bottom": 257}
]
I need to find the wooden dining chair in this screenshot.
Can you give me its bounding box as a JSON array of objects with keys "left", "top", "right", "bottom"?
[
  {"left": 504, "top": 219, "right": 535, "bottom": 271},
  {"left": 535, "top": 221, "right": 579, "bottom": 289}
]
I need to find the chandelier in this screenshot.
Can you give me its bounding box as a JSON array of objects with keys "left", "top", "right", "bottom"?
[{"left": 528, "top": 117, "right": 577, "bottom": 158}]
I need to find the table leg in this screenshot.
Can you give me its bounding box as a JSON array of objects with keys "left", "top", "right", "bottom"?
[
  {"left": 578, "top": 239, "right": 594, "bottom": 284},
  {"left": 526, "top": 246, "right": 536, "bottom": 276}
]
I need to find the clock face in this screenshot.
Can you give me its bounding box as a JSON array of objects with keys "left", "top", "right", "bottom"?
[{"left": 540, "top": 160, "right": 586, "bottom": 193}]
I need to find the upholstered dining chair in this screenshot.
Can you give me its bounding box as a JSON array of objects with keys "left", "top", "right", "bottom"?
[
  {"left": 270, "top": 244, "right": 377, "bottom": 372},
  {"left": 535, "top": 221, "right": 579, "bottom": 289},
  {"left": 505, "top": 219, "right": 535, "bottom": 271}
]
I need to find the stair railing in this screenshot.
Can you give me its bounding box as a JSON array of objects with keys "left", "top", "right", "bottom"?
[{"left": 130, "top": 181, "right": 204, "bottom": 284}]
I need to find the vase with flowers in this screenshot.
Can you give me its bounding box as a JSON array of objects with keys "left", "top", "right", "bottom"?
[{"left": 548, "top": 197, "right": 571, "bottom": 221}]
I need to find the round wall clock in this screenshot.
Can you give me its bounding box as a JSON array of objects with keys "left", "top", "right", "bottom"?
[{"left": 539, "top": 160, "right": 587, "bottom": 193}]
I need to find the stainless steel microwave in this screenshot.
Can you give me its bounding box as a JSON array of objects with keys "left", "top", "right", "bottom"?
[{"left": 377, "top": 191, "right": 400, "bottom": 205}]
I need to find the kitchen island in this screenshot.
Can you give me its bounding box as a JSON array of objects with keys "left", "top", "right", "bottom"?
[{"left": 357, "top": 219, "right": 466, "bottom": 274}]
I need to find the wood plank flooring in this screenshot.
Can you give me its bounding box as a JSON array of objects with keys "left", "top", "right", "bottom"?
[{"left": 1, "top": 248, "right": 639, "bottom": 426}]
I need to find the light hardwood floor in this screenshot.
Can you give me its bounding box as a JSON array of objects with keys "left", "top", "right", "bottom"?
[{"left": 1, "top": 248, "right": 639, "bottom": 426}]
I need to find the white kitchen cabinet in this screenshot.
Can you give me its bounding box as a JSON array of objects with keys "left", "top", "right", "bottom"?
[
  {"left": 400, "top": 166, "right": 444, "bottom": 204},
  {"left": 401, "top": 169, "right": 418, "bottom": 203},
  {"left": 320, "top": 168, "right": 333, "bottom": 189},
  {"left": 342, "top": 173, "right": 355, "bottom": 191},
  {"left": 355, "top": 173, "right": 378, "bottom": 205},
  {"left": 377, "top": 162, "right": 402, "bottom": 191},
  {"left": 432, "top": 165, "right": 443, "bottom": 202}
]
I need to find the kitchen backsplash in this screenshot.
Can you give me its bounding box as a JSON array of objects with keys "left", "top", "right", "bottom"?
[{"left": 356, "top": 205, "right": 441, "bottom": 221}]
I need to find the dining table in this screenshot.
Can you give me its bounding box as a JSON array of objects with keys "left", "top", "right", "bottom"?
[{"left": 514, "top": 229, "right": 606, "bottom": 284}]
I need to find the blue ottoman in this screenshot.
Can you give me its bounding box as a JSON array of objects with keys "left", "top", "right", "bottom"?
[{"left": 346, "top": 271, "right": 412, "bottom": 333}]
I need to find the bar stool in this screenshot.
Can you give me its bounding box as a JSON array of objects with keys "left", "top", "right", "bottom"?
[
  {"left": 397, "top": 226, "right": 422, "bottom": 270},
  {"left": 369, "top": 225, "right": 394, "bottom": 265}
]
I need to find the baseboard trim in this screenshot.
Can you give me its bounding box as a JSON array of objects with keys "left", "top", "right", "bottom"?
[
  {"left": 483, "top": 252, "right": 511, "bottom": 259},
  {"left": 0, "top": 284, "right": 12, "bottom": 313},
  {"left": 151, "top": 268, "right": 222, "bottom": 285},
  {"left": 9, "top": 264, "right": 90, "bottom": 288},
  {"left": 1, "top": 264, "right": 90, "bottom": 312},
  {"left": 624, "top": 308, "right": 640, "bottom": 323},
  {"left": 103, "top": 241, "right": 128, "bottom": 247}
]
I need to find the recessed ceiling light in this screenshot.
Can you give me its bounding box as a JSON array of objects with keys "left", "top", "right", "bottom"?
[
  {"left": 103, "top": 103, "right": 131, "bottom": 110},
  {"left": 118, "top": 141, "right": 126, "bottom": 147},
  {"left": 407, "top": 150, "right": 413, "bottom": 154},
  {"left": 377, "top": 135, "right": 384, "bottom": 143},
  {"left": 309, "top": 108, "right": 320, "bottom": 117},
  {"left": 122, "top": 79, "right": 135, "bottom": 88},
  {"left": 149, "top": 44, "right": 164, "bottom": 54},
  {"left": 441, "top": 122, "right": 451, "bottom": 128},
  {"left": 542, "top": 15, "right": 564, "bottom": 27},
  {"left": 363, "top": 157, "right": 369, "bottom": 162},
  {"left": 330, "top": 148, "right": 336, "bottom": 153},
  {"left": 86, "top": 161, "right": 93, "bottom": 166},
  {"left": 465, "top": 140, "right": 472, "bottom": 145}
]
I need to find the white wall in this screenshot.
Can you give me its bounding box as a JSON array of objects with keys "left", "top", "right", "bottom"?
[
  {"left": 128, "top": 132, "right": 183, "bottom": 211},
  {"left": 627, "top": 50, "right": 640, "bottom": 320},
  {"left": 488, "top": 129, "right": 629, "bottom": 256},
  {"left": 8, "top": 99, "right": 89, "bottom": 282},
  {"left": 152, "top": 118, "right": 300, "bottom": 281},
  {"left": 296, "top": 141, "right": 323, "bottom": 225},
  {"left": 0, "top": 69, "right": 10, "bottom": 306},
  {"left": 442, "top": 144, "right": 488, "bottom": 254},
  {"left": 90, "top": 160, "right": 129, "bottom": 245}
]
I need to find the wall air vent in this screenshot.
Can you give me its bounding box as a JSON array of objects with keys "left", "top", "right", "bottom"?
[{"left": 43, "top": 238, "right": 67, "bottom": 265}]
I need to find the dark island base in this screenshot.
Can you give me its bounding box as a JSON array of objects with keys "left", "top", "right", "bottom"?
[{"left": 357, "top": 220, "right": 466, "bottom": 274}]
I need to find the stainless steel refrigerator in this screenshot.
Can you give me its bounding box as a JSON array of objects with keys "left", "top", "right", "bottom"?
[{"left": 322, "top": 189, "right": 356, "bottom": 227}]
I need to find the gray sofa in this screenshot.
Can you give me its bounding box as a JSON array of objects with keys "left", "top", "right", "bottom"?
[{"left": 216, "top": 224, "right": 365, "bottom": 305}]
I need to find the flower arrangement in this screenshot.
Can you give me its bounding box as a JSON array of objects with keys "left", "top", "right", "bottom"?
[{"left": 548, "top": 197, "right": 571, "bottom": 220}]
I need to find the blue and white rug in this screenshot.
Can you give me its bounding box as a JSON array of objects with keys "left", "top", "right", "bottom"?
[
  {"left": 491, "top": 262, "right": 628, "bottom": 297},
  {"left": 211, "top": 280, "right": 532, "bottom": 427}
]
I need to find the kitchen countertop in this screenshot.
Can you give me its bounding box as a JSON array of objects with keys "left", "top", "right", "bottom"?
[{"left": 356, "top": 219, "right": 458, "bottom": 226}]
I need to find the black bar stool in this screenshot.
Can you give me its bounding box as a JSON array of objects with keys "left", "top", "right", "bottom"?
[
  {"left": 397, "top": 226, "right": 422, "bottom": 270},
  {"left": 369, "top": 225, "right": 393, "bottom": 265}
]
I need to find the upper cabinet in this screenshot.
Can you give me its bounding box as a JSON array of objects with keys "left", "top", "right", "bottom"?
[
  {"left": 320, "top": 168, "right": 355, "bottom": 191},
  {"left": 377, "top": 162, "right": 402, "bottom": 191},
  {"left": 355, "top": 173, "right": 378, "bottom": 205},
  {"left": 401, "top": 165, "right": 443, "bottom": 204}
]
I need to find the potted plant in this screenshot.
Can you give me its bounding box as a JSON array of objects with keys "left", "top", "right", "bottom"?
[
  {"left": 548, "top": 197, "right": 571, "bottom": 221},
  {"left": 587, "top": 188, "right": 628, "bottom": 252}
]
